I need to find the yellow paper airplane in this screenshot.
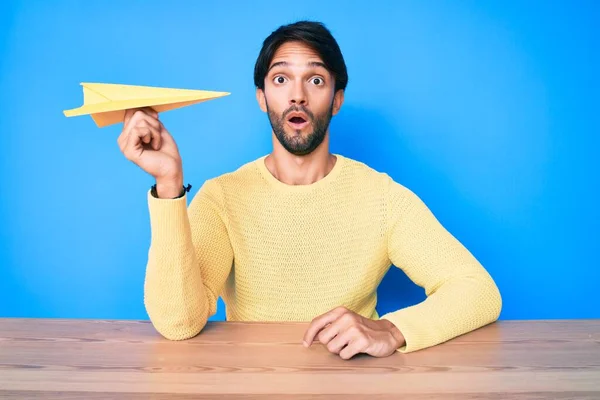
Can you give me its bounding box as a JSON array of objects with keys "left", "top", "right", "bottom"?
[{"left": 63, "top": 82, "right": 230, "bottom": 127}]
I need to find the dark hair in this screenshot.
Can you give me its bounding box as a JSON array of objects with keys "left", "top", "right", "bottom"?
[{"left": 253, "top": 21, "right": 348, "bottom": 92}]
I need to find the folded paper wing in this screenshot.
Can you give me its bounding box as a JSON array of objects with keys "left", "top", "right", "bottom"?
[{"left": 63, "top": 82, "right": 230, "bottom": 127}]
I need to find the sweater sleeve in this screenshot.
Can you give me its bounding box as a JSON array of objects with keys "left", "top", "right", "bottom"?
[
  {"left": 144, "top": 179, "right": 234, "bottom": 340},
  {"left": 380, "top": 179, "right": 502, "bottom": 353}
]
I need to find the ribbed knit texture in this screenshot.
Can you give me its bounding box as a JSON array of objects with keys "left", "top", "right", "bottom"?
[{"left": 144, "top": 154, "right": 502, "bottom": 353}]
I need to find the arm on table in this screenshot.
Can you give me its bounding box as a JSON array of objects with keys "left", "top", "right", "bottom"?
[
  {"left": 144, "top": 179, "right": 233, "bottom": 340},
  {"left": 380, "top": 179, "right": 502, "bottom": 353}
]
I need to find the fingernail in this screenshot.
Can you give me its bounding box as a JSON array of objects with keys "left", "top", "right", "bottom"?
[{"left": 303, "top": 341, "right": 309, "bottom": 347}]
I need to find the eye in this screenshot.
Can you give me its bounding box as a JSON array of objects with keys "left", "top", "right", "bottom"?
[
  {"left": 273, "top": 75, "right": 287, "bottom": 84},
  {"left": 311, "top": 77, "right": 324, "bottom": 86}
]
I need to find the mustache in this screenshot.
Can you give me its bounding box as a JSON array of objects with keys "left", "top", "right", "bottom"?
[{"left": 283, "top": 105, "right": 314, "bottom": 121}]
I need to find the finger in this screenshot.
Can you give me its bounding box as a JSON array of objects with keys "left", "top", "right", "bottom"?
[
  {"left": 318, "top": 313, "right": 356, "bottom": 345},
  {"left": 157, "top": 122, "right": 179, "bottom": 154},
  {"left": 121, "top": 111, "right": 146, "bottom": 156},
  {"left": 325, "top": 327, "right": 355, "bottom": 354},
  {"left": 136, "top": 110, "right": 161, "bottom": 130},
  {"left": 123, "top": 109, "right": 136, "bottom": 125},
  {"left": 152, "top": 124, "right": 162, "bottom": 150},
  {"left": 158, "top": 121, "right": 175, "bottom": 144},
  {"left": 136, "top": 118, "right": 161, "bottom": 150},
  {"left": 142, "top": 131, "right": 152, "bottom": 144},
  {"left": 120, "top": 109, "right": 141, "bottom": 149},
  {"left": 123, "top": 107, "right": 156, "bottom": 126},
  {"left": 122, "top": 110, "right": 142, "bottom": 144},
  {"left": 137, "top": 122, "right": 161, "bottom": 149},
  {"left": 146, "top": 122, "right": 161, "bottom": 150},
  {"left": 124, "top": 123, "right": 158, "bottom": 158},
  {"left": 317, "top": 322, "right": 340, "bottom": 345},
  {"left": 117, "top": 130, "right": 127, "bottom": 151},
  {"left": 126, "top": 117, "right": 161, "bottom": 149},
  {"left": 125, "top": 125, "right": 150, "bottom": 155},
  {"left": 141, "top": 106, "right": 159, "bottom": 120},
  {"left": 339, "top": 336, "right": 368, "bottom": 360},
  {"left": 303, "top": 307, "right": 348, "bottom": 346},
  {"left": 124, "top": 109, "right": 160, "bottom": 133}
]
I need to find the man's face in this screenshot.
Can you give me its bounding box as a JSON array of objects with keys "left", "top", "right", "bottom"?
[{"left": 257, "top": 41, "right": 344, "bottom": 156}]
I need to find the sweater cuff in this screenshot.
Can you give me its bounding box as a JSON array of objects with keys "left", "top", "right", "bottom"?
[
  {"left": 380, "top": 308, "right": 431, "bottom": 353},
  {"left": 147, "top": 189, "right": 191, "bottom": 246}
]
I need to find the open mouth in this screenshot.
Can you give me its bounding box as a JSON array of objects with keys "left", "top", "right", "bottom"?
[{"left": 287, "top": 115, "right": 309, "bottom": 129}]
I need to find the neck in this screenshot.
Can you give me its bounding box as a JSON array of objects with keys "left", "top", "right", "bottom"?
[{"left": 265, "top": 134, "right": 337, "bottom": 185}]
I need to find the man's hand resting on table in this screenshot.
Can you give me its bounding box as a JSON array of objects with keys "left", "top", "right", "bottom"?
[{"left": 302, "top": 306, "right": 405, "bottom": 360}]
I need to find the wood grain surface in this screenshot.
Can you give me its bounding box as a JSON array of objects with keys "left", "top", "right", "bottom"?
[{"left": 0, "top": 318, "right": 598, "bottom": 399}]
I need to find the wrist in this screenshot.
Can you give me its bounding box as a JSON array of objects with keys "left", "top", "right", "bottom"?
[
  {"left": 381, "top": 319, "right": 405, "bottom": 349},
  {"left": 155, "top": 176, "right": 184, "bottom": 199}
]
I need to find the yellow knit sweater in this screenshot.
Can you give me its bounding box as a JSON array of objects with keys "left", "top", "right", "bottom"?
[{"left": 144, "top": 153, "right": 502, "bottom": 353}]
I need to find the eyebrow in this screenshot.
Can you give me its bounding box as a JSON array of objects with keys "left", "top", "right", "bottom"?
[{"left": 267, "top": 61, "right": 328, "bottom": 72}]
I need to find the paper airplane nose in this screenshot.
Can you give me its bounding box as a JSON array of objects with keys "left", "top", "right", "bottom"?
[{"left": 63, "top": 82, "right": 230, "bottom": 127}]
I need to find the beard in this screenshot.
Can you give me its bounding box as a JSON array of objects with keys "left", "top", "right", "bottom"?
[{"left": 266, "top": 99, "right": 333, "bottom": 156}]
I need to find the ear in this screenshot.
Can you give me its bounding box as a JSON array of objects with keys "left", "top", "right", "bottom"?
[
  {"left": 256, "top": 88, "right": 267, "bottom": 113},
  {"left": 331, "top": 89, "right": 345, "bottom": 116}
]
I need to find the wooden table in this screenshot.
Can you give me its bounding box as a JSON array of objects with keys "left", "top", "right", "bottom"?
[{"left": 0, "top": 319, "right": 598, "bottom": 399}]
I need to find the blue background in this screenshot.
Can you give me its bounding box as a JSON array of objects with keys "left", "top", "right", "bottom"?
[{"left": 1, "top": 1, "right": 598, "bottom": 321}]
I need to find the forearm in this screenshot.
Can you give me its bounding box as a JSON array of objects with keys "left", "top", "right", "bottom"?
[
  {"left": 381, "top": 269, "right": 501, "bottom": 353},
  {"left": 145, "top": 242, "right": 210, "bottom": 340},
  {"left": 144, "top": 191, "right": 210, "bottom": 340}
]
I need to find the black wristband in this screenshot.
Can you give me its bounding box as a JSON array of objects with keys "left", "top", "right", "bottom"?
[{"left": 151, "top": 183, "right": 192, "bottom": 199}]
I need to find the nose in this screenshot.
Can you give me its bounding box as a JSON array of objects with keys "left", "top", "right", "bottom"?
[{"left": 289, "top": 81, "right": 307, "bottom": 106}]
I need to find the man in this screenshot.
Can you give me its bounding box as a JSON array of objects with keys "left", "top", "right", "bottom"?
[{"left": 118, "top": 20, "right": 502, "bottom": 359}]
